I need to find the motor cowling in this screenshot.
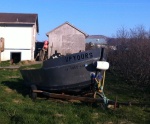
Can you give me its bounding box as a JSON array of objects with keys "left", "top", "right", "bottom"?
[{"left": 96, "top": 61, "right": 109, "bottom": 70}]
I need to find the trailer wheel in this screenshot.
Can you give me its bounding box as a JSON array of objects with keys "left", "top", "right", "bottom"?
[
  {"left": 94, "top": 92, "right": 106, "bottom": 109},
  {"left": 39, "top": 49, "right": 45, "bottom": 61},
  {"left": 29, "top": 85, "right": 37, "bottom": 100}
]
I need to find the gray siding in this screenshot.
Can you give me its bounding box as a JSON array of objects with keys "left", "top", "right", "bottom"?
[{"left": 47, "top": 23, "right": 86, "bottom": 57}]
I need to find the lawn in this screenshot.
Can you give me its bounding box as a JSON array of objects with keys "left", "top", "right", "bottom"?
[{"left": 0, "top": 63, "right": 149, "bottom": 124}]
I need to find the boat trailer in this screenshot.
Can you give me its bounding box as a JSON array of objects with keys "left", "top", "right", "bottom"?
[
  {"left": 30, "top": 83, "right": 149, "bottom": 109},
  {"left": 28, "top": 61, "right": 141, "bottom": 109}
]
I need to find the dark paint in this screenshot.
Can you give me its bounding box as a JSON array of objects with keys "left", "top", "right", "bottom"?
[{"left": 20, "top": 48, "right": 106, "bottom": 93}]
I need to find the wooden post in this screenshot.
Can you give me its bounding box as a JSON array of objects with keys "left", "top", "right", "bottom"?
[
  {"left": 0, "top": 38, "right": 1, "bottom": 63},
  {"left": 0, "top": 37, "right": 4, "bottom": 63},
  {"left": 0, "top": 50, "right": 1, "bottom": 63}
]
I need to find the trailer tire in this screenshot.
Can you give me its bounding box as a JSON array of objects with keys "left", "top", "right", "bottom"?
[
  {"left": 94, "top": 92, "right": 106, "bottom": 109},
  {"left": 30, "top": 85, "right": 37, "bottom": 100},
  {"left": 39, "top": 49, "right": 45, "bottom": 61}
]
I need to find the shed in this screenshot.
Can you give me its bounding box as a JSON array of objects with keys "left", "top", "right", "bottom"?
[
  {"left": 0, "top": 13, "right": 39, "bottom": 62},
  {"left": 46, "top": 22, "right": 87, "bottom": 58}
]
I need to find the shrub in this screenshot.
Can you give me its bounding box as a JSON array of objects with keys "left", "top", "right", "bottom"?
[{"left": 108, "top": 26, "right": 150, "bottom": 87}]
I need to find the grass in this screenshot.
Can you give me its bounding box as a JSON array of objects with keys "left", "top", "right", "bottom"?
[
  {"left": 0, "top": 62, "right": 150, "bottom": 124},
  {"left": 0, "top": 60, "right": 11, "bottom": 67}
]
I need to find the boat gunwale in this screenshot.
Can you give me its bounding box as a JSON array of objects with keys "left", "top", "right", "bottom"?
[{"left": 43, "top": 57, "right": 100, "bottom": 70}]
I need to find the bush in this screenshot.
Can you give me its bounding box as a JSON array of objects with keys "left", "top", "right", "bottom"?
[{"left": 108, "top": 26, "right": 150, "bottom": 87}]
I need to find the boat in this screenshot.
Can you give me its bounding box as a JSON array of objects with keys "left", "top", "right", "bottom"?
[{"left": 20, "top": 48, "right": 107, "bottom": 94}]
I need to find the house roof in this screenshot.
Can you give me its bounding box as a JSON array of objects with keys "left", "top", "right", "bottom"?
[
  {"left": 86, "top": 35, "right": 108, "bottom": 39},
  {"left": 46, "top": 21, "right": 88, "bottom": 37},
  {"left": 0, "top": 13, "right": 39, "bottom": 32}
]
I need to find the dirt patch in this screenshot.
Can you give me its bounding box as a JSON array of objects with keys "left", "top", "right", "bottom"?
[
  {"left": 13, "top": 99, "right": 22, "bottom": 104},
  {"left": 19, "top": 60, "right": 32, "bottom": 65},
  {"left": 20, "top": 60, "right": 42, "bottom": 65},
  {"left": 5, "top": 87, "right": 14, "bottom": 93},
  {"left": 92, "top": 113, "right": 99, "bottom": 119},
  {"left": 54, "top": 113, "right": 64, "bottom": 117},
  {"left": 6, "top": 76, "right": 20, "bottom": 79}
]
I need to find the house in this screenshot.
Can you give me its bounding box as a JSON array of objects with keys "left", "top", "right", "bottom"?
[
  {"left": 0, "top": 13, "right": 39, "bottom": 62},
  {"left": 86, "top": 35, "right": 108, "bottom": 44},
  {"left": 46, "top": 22, "right": 88, "bottom": 58},
  {"left": 85, "top": 35, "right": 109, "bottom": 50}
]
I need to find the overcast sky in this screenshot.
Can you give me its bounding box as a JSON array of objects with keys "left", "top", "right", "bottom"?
[{"left": 1, "top": 0, "right": 150, "bottom": 41}]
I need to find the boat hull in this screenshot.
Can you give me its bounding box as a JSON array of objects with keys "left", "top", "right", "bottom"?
[{"left": 20, "top": 48, "right": 106, "bottom": 93}]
